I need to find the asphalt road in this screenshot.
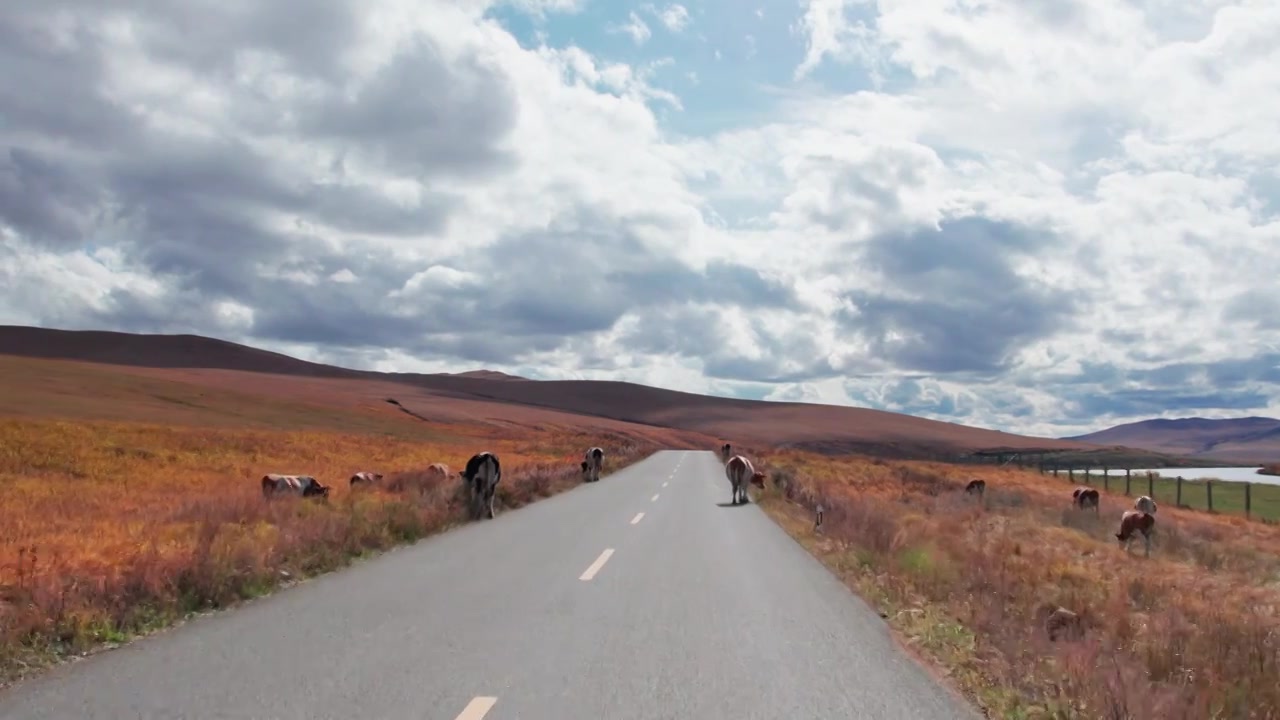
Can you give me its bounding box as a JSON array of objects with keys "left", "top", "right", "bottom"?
[{"left": 0, "top": 450, "right": 980, "bottom": 720}]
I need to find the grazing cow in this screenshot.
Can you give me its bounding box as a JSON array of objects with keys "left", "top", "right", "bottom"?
[
  {"left": 964, "top": 479, "right": 986, "bottom": 497},
  {"left": 724, "top": 454, "right": 757, "bottom": 505},
  {"left": 720, "top": 443, "right": 732, "bottom": 462},
  {"left": 582, "top": 446, "right": 604, "bottom": 483},
  {"left": 349, "top": 471, "right": 384, "bottom": 488},
  {"left": 1134, "top": 495, "right": 1157, "bottom": 514},
  {"left": 1072, "top": 487, "right": 1100, "bottom": 513},
  {"left": 261, "top": 474, "right": 330, "bottom": 499},
  {"left": 459, "top": 452, "right": 502, "bottom": 520},
  {"left": 1116, "top": 510, "right": 1156, "bottom": 557},
  {"left": 425, "top": 463, "right": 450, "bottom": 481},
  {"left": 1041, "top": 605, "right": 1085, "bottom": 642}
]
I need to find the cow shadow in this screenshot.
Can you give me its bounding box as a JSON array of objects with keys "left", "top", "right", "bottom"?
[{"left": 715, "top": 501, "right": 751, "bottom": 508}]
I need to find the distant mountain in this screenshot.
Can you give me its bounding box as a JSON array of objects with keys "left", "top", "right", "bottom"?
[
  {"left": 1064, "top": 416, "right": 1280, "bottom": 464},
  {"left": 0, "top": 324, "right": 1099, "bottom": 460}
]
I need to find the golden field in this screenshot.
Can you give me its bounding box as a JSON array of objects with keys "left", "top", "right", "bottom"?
[
  {"left": 752, "top": 449, "right": 1280, "bottom": 719},
  {"left": 0, "top": 416, "right": 679, "bottom": 685}
]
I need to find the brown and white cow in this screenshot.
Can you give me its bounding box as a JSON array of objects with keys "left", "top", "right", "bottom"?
[
  {"left": 1134, "top": 495, "right": 1157, "bottom": 515},
  {"left": 964, "top": 479, "right": 986, "bottom": 497},
  {"left": 724, "top": 455, "right": 763, "bottom": 505},
  {"left": 582, "top": 446, "right": 604, "bottom": 483},
  {"left": 261, "top": 473, "right": 330, "bottom": 500},
  {"left": 1072, "top": 487, "right": 1100, "bottom": 513},
  {"left": 1116, "top": 510, "right": 1156, "bottom": 557},
  {"left": 459, "top": 452, "right": 501, "bottom": 520},
  {"left": 349, "top": 471, "right": 384, "bottom": 488},
  {"left": 425, "top": 463, "right": 451, "bottom": 482}
]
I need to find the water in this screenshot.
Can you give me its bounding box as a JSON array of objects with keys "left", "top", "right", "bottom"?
[{"left": 1121, "top": 467, "right": 1278, "bottom": 486}]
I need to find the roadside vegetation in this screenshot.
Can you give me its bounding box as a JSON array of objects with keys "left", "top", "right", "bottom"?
[
  {"left": 0, "top": 417, "right": 661, "bottom": 685},
  {"left": 753, "top": 450, "right": 1280, "bottom": 719},
  {"left": 1259, "top": 463, "right": 1280, "bottom": 478}
]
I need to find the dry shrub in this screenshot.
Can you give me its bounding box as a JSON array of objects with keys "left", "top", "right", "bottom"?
[
  {"left": 757, "top": 448, "right": 1280, "bottom": 719},
  {"left": 0, "top": 417, "right": 660, "bottom": 682}
]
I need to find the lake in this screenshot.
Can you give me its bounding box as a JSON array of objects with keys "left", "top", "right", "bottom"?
[{"left": 1123, "top": 467, "right": 1279, "bottom": 485}]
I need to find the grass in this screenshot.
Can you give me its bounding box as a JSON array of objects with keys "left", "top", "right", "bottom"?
[
  {"left": 752, "top": 450, "right": 1280, "bottom": 719},
  {"left": 0, "top": 416, "right": 663, "bottom": 686},
  {"left": 1064, "top": 470, "right": 1280, "bottom": 522},
  {"left": 1260, "top": 464, "right": 1280, "bottom": 478}
]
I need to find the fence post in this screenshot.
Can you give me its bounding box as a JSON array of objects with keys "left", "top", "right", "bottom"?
[
  {"left": 1105, "top": 470, "right": 1110, "bottom": 492},
  {"left": 1053, "top": 464, "right": 1059, "bottom": 477},
  {"left": 1207, "top": 480, "right": 1214, "bottom": 513},
  {"left": 1148, "top": 472, "right": 1154, "bottom": 498},
  {"left": 1068, "top": 467, "right": 1074, "bottom": 482},
  {"left": 1176, "top": 476, "right": 1182, "bottom": 507},
  {"left": 1103, "top": 467, "right": 1109, "bottom": 488},
  {"left": 1246, "top": 483, "right": 1252, "bottom": 519},
  {"left": 1125, "top": 471, "right": 1132, "bottom": 496}
]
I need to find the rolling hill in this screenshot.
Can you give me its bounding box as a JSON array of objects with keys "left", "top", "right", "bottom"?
[
  {"left": 0, "top": 324, "right": 1104, "bottom": 460},
  {"left": 1065, "top": 416, "right": 1280, "bottom": 464}
]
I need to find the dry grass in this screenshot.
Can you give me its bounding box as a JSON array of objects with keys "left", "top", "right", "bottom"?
[
  {"left": 753, "top": 450, "right": 1280, "bottom": 719},
  {"left": 1261, "top": 464, "right": 1280, "bottom": 478},
  {"left": 0, "top": 417, "right": 658, "bottom": 685}
]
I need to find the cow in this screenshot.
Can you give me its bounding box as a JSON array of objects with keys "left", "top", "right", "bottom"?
[
  {"left": 720, "top": 443, "right": 732, "bottom": 462},
  {"left": 261, "top": 474, "right": 330, "bottom": 500},
  {"left": 582, "top": 446, "right": 604, "bottom": 483},
  {"left": 1116, "top": 510, "right": 1156, "bottom": 557},
  {"left": 1040, "top": 604, "right": 1085, "bottom": 642},
  {"left": 459, "top": 452, "right": 501, "bottom": 520},
  {"left": 1134, "top": 495, "right": 1157, "bottom": 514},
  {"left": 1072, "top": 487, "right": 1100, "bottom": 513},
  {"left": 349, "top": 471, "right": 384, "bottom": 488},
  {"left": 964, "top": 479, "right": 986, "bottom": 498},
  {"left": 724, "top": 455, "right": 761, "bottom": 505}
]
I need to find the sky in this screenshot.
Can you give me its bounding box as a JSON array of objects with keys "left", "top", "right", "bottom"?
[{"left": 1, "top": 0, "right": 1278, "bottom": 439}]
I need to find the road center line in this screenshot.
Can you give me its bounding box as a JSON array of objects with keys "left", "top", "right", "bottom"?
[
  {"left": 579, "top": 549, "right": 615, "bottom": 581},
  {"left": 630, "top": 512, "right": 645, "bottom": 525},
  {"left": 455, "top": 696, "right": 497, "bottom": 720},
  {"left": 662, "top": 481, "right": 668, "bottom": 487},
  {"left": 651, "top": 493, "right": 660, "bottom": 502}
]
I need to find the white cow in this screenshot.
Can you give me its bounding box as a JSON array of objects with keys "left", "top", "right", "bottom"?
[
  {"left": 261, "top": 473, "right": 330, "bottom": 499},
  {"left": 1134, "top": 495, "right": 1157, "bottom": 514},
  {"left": 724, "top": 454, "right": 766, "bottom": 506}
]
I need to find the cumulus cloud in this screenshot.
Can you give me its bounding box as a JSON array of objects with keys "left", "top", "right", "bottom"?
[{"left": 2, "top": 0, "right": 1279, "bottom": 439}]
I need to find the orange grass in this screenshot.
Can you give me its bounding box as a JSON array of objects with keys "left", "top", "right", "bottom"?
[
  {"left": 0, "top": 417, "right": 661, "bottom": 684},
  {"left": 1260, "top": 464, "right": 1280, "bottom": 478},
  {"left": 753, "top": 449, "right": 1280, "bottom": 719}
]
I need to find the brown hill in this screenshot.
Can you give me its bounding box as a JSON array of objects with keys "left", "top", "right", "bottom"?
[
  {"left": 1065, "top": 417, "right": 1280, "bottom": 465},
  {"left": 0, "top": 325, "right": 1101, "bottom": 459}
]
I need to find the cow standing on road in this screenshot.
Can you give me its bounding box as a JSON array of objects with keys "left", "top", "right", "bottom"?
[
  {"left": 261, "top": 474, "right": 330, "bottom": 500},
  {"left": 724, "top": 455, "right": 765, "bottom": 505},
  {"left": 460, "top": 452, "right": 501, "bottom": 520},
  {"left": 582, "top": 446, "right": 604, "bottom": 483},
  {"left": 720, "top": 443, "right": 732, "bottom": 463}
]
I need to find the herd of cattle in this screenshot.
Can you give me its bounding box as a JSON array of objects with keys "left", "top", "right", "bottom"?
[
  {"left": 261, "top": 446, "right": 607, "bottom": 520},
  {"left": 964, "top": 478, "right": 1159, "bottom": 556},
  {"left": 260, "top": 441, "right": 1159, "bottom": 556}
]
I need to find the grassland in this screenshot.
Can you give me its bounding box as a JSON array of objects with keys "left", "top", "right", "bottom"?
[
  {"left": 0, "top": 415, "right": 676, "bottom": 686},
  {"left": 752, "top": 450, "right": 1280, "bottom": 719},
  {"left": 1260, "top": 464, "right": 1280, "bottom": 478}
]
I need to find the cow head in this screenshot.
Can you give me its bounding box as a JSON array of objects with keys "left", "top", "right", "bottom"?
[{"left": 750, "top": 471, "right": 767, "bottom": 488}]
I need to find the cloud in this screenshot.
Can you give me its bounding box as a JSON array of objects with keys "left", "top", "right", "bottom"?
[
  {"left": 2, "top": 0, "right": 1279, "bottom": 441},
  {"left": 608, "top": 11, "right": 652, "bottom": 46}
]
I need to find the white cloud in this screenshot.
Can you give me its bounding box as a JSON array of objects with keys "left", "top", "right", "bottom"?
[{"left": 1, "top": 0, "right": 1278, "bottom": 440}]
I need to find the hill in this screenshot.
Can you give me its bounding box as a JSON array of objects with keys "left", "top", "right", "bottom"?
[
  {"left": 0, "top": 325, "right": 1104, "bottom": 460},
  {"left": 1065, "top": 416, "right": 1280, "bottom": 464}
]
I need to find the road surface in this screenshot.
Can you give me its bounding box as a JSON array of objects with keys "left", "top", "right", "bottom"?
[{"left": 0, "top": 451, "right": 980, "bottom": 719}]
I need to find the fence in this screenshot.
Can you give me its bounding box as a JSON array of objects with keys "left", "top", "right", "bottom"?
[{"left": 1036, "top": 464, "right": 1280, "bottom": 522}]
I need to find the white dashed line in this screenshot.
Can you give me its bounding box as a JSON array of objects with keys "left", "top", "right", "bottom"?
[
  {"left": 651, "top": 493, "right": 660, "bottom": 502},
  {"left": 579, "top": 549, "right": 615, "bottom": 581},
  {"left": 454, "top": 697, "right": 497, "bottom": 720},
  {"left": 630, "top": 512, "right": 645, "bottom": 525},
  {"left": 662, "top": 481, "right": 668, "bottom": 488}
]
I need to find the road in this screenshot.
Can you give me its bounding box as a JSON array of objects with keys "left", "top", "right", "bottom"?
[{"left": 0, "top": 450, "right": 980, "bottom": 720}]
